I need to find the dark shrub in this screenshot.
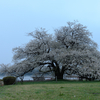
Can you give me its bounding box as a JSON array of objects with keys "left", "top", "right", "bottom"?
[
  {"left": 3, "top": 76, "right": 16, "bottom": 85},
  {"left": 0, "top": 79, "right": 3, "bottom": 81}
]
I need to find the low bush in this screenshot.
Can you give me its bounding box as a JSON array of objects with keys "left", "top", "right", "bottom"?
[
  {"left": 3, "top": 76, "right": 16, "bottom": 85},
  {"left": 0, "top": 79, "right": 3, "bottom": 81}
]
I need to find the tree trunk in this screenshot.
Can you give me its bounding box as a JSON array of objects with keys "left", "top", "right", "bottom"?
[
  {"left": 55, "top": 72, "right": 63, "bottom": 80},
  {"left": 52, "top": 60, "right": 64, "bottom": 80}
]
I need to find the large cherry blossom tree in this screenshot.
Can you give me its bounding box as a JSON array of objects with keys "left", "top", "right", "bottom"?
[{"left": 0, "top": 21, "right": 100, "bottom": 80}]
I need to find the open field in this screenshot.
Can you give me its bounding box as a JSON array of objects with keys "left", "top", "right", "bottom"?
[{"left": 0, "top": 81, "right": 100, "bottom": 100}]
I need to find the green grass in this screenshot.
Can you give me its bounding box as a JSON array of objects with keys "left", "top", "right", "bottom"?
[{"left": 0, "top": 80, "right": 100, "bottom": 100}]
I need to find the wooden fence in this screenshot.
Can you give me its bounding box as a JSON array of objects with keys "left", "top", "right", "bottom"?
[{"left": 17, "top": 77, "right": 54, "bottom": 82}]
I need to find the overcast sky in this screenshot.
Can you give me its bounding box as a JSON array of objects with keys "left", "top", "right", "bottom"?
[{"left": 0, "top": 0, "right": 100, "bottom": 65}]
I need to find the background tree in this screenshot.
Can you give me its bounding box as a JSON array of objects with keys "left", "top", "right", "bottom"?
[{"left": 0, "top": 21, "right": 100, "bottom": 80}]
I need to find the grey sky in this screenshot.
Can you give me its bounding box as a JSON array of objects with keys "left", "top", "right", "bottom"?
[{"left": 0, "top": 0, "right": 100, "bottom": 65}]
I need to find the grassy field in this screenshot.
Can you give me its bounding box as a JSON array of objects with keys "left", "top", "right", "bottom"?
[{"left": 0, "top": 80, "right": 100, "bottom": 100}]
